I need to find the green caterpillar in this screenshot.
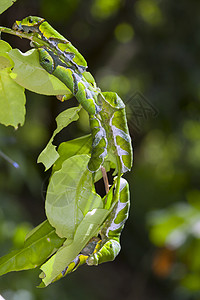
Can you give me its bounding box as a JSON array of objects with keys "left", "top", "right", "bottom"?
[
  {"left": 11, "top": 17, "right": 133, "bottom": 283},
  {"left": 53, "top": 178, "right": 130, "bottom": 280},
  {"left": 88, "top": 114, "right": 108, "bottom": 172},
  {"left": 87, "top": 177, "right": 130, "bottom": 265},
  {"left": 38, "top": 47, "right": 100, "bottom": 116},
  {"left": 38, "top": 47, "right": 108, "bottom": 171},
  {"left": 97, "top": 92, "right": 133, "bottom": 174},
  {"left": 13, "top": 17, "right": 133, "bottom": 174},
  {"left": 13, "top": 16, "right": 87, "bottom": 73},
  {"left": 38, "top": 47, "right": 132, "bottom": 173}
]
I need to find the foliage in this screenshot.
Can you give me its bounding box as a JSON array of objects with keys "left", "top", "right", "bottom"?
[
  {"left": 0, "top": 0, "right": 132, "bottom": 289},
  {"left": 0, "top": 0, "right": 199, "bottom": 299}
]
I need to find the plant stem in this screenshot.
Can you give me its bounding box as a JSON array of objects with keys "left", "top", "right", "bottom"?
[
  {"left": 114, "top": 157, "right": 122, "bottom": 200},
  {"left": 100, "top": 166, "right": 109, "bottom": 195},
  {"left": 0, "top": 26, "right": 50, "bottom": 49}
]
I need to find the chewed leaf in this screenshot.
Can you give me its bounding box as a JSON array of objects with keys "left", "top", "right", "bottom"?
[
  {"left": 0, "top": 68, "right": 25, "bottom": 128},
  {"left": 45, "top": 154, "right": 103, "bottom": 239},
  {"left": 0, "top": 41, "right": 25, "bottom": 128},
  {"left": 52, "top": 134, "right": 92, "bottom": 173},
  {"left": 0, "top": 220, "right": 65, "bottom": 276},
  {"left": 37, "top": 106, "right": 81, "bottom": 170},
  {"left": 8, "top": 48, "right": 73, "bottom": 97},
  {"left": 40, "top": 208, "right": 109, "bottom": 287}
]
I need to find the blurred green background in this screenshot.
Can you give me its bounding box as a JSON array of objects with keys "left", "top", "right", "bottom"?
[{"left": 0, "top": 0, "right": 200, "bottom": 299}]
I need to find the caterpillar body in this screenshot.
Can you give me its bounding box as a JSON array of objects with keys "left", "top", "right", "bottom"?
[
  {"left": 13, "top": 17, "right": 133, "bottom": 174},
  {"left": 38, "top": 47, "right": 132, "bottom": 173},
  {"left": 13, "top": 16, "right": 87, "bottom": 73},
  {"left": 12, "top": 16, "right": 133, "bottom": 283}
]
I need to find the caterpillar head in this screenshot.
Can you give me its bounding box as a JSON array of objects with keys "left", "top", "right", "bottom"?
[
  {"left": 12, "top": 16, "right": 44, "bottom": 32},
  {"left": 38, "top": 48, "right": 55, "bottom": 74}
]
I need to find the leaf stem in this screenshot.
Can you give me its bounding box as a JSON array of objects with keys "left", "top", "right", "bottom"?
[
  {"left": 0, "top": 26, "right": 50, "bottom": 49},
  {"left": 100, "top": 166, "right": 109, "bottom": 195},
  {"left": 109, "top": 156, "right": 122, "bottom": 211}
]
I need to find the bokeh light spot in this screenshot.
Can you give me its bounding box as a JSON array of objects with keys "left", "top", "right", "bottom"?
[
  {"left": 115, "top": 23, "right": 134, "bottom": 43},
  {"left": 91, "top": 0, "right": 121, "bottom": 19},
  {"left": 135, "top": 0, "right": 163, "bottom": 26}
]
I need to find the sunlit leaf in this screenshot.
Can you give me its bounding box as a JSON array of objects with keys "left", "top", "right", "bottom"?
[
  {"left": 52, "top": 134, "right": 92, "bottom": 173},
  {"left": 40, "top": 208, "right": 109, "bottom": 287},
  {"left": 0, "top": 220, "right": 65, "bottom": 276},
  {"left": 0, "top": 40, "right": 12, "bottom": 53},
  {"left": 37, "top": 106, "right": 81, "bottom": 170},
  {"left": 9, "top": 48, "right": 73, "bottom": 97},
  {"left": 0, "top": 41, "right": 25, "bottom": 128},
  {"left": 46, "top": 154, "right": 103, "bottom": 239}
]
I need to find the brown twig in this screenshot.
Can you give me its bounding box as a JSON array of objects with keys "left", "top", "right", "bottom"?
[{"left": 100, "top": 166, "right": 109, "bottom": 195}]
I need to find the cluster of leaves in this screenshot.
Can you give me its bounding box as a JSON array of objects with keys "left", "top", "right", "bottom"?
[
  {"left": 1, "top": 0, "right": 200, "bottom": 299},
  {"left": 0, "top": 1, "right": 120, "bottom": 287},
  {"left": 0, "top": 40, "right": 70, "bottom": 128}
]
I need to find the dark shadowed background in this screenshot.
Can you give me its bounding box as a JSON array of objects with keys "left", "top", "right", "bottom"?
[{"left": 0, "top": 0, "right": 200, "bottom": 299}]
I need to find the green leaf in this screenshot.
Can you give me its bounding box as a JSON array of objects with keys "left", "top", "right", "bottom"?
[
  {"left": 40, "top": 208, "right": 109, "bottom": 287},
  {"left": 37, "top": 106, "right": 81, "bottom": 170},
  {"left": 0, "top": 41, "right": 13, "bottom": 70},
  {"left": 0, "top": 0, "right": 17, "bottom": 14},
  {"left": 0, "top": 61, "right": 26, "bottom": 128},
  {"left": 0, "top": 41, "right": 25, "bottom": 128},
  {"left": 52, "top": 133, "right": 114, "bottom": 183},
  {"left": 45, "top": 154, "right": 103, "bottom": 239},
  {"left": 0, "top": 220, "right": 65, "bottom": 276},
  {"left": 52, "top": 134, "right": 92, "bottom": 173},
  {"left": 8, "top": 48, "right": 73, "bottom": 97},
  {"left": 0, "top": 40, "right": 12, "bottom": 53},
  {"left": 0, "top": 53, "right": 13, "bottom": 72}
]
